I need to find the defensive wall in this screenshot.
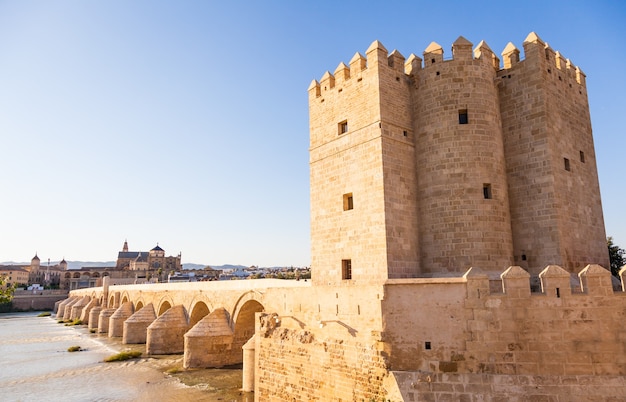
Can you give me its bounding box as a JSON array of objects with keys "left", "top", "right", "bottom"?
[{"left": 11, "top": 289, "right": 68, "bottom": 311}]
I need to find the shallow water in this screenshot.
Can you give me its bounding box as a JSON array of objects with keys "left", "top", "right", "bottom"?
[{"left": 0, "top": 312, "right": 252, "bottom": 402}]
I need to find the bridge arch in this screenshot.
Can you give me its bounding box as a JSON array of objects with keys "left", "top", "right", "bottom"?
[
  {"left": 232, "top": 296, "right": 265, "bottom": 358},
  {"left": 121, "top": 293, "right": 130, "bottom": 305},
  {"left": 135, "top": 300, "right": 144, "bottom": 311},
  {"left": 231, "top": 291, "right": 265, "bottom": 326},
  {"left": 189, "top": 300, "right": 211, "bottom": 328},
  {"left": 157, "top": 298, "right": 173, "bottom": 316},
  {"left": 108, "top": 295, "right": 115, "bottom": 308}
]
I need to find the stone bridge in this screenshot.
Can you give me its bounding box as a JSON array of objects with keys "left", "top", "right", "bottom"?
[
  {"left": 54, "top": 266, "right": 626, "bottom": 400},
  {"left": 56, "top": 278, "right": 312, "bottom": 391}
]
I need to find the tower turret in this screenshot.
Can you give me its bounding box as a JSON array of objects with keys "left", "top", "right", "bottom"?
[
  {"left": 412, "top": 36, "right": 514, "bottom": 274},
  {"left": 309, "top": 39, "right": 418, "bottom": 285},
  {"left": 31, "top": 253, "right": 41, "bottom": 272},
  {"left": 499, "top": 32, "right": 608, "bottom": 274}
]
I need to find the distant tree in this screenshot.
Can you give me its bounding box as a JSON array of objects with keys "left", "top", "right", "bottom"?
[
  {"left": 0, "top": 275, "right": 16, "bottom": 304},
  {"left": 607, "top": 236, "right": 625, "bottom": 277}
]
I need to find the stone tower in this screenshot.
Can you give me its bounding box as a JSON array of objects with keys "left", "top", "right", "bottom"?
[
  {"left": 309, "top": 41, "right": 420, "bottom": 286},
  {"left": 413, "top": 37, "right": 514, "bottom": 275},
  {"left": 498, "top": 33, "right": 608, "bottom": 275},
  {"left": 30, "top": 253, "right": 40, "bottom": 273},
  {"left": 308, "top": 33, "right": 609, "bottom": 285}
]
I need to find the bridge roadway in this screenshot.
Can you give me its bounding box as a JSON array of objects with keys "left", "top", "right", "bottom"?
[{"left": 57, "top": 278, "right": 312, "bottom": 372}]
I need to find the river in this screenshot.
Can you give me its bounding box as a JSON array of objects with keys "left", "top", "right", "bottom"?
[{"left": 0, "top": 312, "right": 252, "bottom": 402}]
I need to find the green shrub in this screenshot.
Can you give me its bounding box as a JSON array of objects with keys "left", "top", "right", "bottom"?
[
  {"left": 37, "top": 312, "right": 51, "bottom": 317},
  {"left": 64, "top": 319, "right": 83, "bottom": 326},
  {"left": 104, "top": 351, "right": 142, "bottom": 362},
  {"left": 165, "top": 366, "right": 182, "bottom": 374},
  {"left": 68, "top": 346, "right": 82, "bottom": 352}
]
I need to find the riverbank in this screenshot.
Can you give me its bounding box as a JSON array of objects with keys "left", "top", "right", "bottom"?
[
  {"left": 0, "top": 312, "right": 251, "bottom": 401},
  {"left": 3, "top": 289, "right": 68, "bottom": 311}
]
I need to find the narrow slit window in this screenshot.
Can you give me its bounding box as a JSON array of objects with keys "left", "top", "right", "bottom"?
[
  {"left": 459, "top": 109, "right": 468, "bottom": 124},
  {"left": 342, "top": 259, "right": 352, "bottom": 280},
  {"left": 338, "top": 120, "right": 348, "bottom": 135},
  {"left": 343, "top": 193, "right": 353, "bottom": 211},
  {"left": 483, "top": 183, "right": 492, "bottom": 199},
  {"left": 425, "top": 341, "right": 431, "bottom": 350},
  {"left": 564, "top": 158, "right": 571, "bottom": 171},
  {"left": 580, "top": 151, "right": 585, "bottom": 163}
]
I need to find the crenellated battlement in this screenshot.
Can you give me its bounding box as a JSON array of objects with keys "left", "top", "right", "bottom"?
[
  {"left": 309, "top": 32, "right": 586, "bottom": 99},
  {"left": 464, "top": 264, "right": 618, "bottom": 299},
  {"left": 518, "top": 32, "right": 586, "bottom": 86}
]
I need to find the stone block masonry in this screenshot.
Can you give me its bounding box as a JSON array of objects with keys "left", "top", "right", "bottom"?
[{"left": 309, "top": 32, "right": 608, "bottom": 283}]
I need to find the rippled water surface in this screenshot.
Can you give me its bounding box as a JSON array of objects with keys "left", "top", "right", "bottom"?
[{"left": 0, "top": 312, "right": 251, "bottom": 402}]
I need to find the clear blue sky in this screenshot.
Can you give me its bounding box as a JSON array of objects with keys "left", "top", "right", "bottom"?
[{"left": 1, "top": 1, "right": 624, "bottom": 267}]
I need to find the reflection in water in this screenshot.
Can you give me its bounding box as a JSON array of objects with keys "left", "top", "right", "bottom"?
[{"left": 0, "top": 312, "right": 252, "bottom": 402}]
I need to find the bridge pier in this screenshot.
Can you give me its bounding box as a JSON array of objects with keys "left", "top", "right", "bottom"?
[
  {"left": 79, "top": 298, "right": 98, "bottom": 325},
  {"left": 62, "top": 297, "right": 81, "bottom": 321},
  {"left": 184, "top": 307, "right": 237, "bottom": 369},
  {"left": 55, "top": 297, "right": 75, "bottom": 319},
  {"left": 109, "top": 302, "right": 134, "bottom": 337},
  {"left": 89, "top": 305, "right": 102, "bottom": 331},
  {"left": 70, "top": 296, "right": 90, "bottom": 321},
  {"left": 54, "top": 297, "right": 70, "bottom": 316},
  {"left": 146, "top": 304, "right": 189, "bottom": 354},
  {"left": 242, "top": 335, "right": 256, "bottom": 392},
  {"left": 123, "top": 303, "right": 156, "bottom": 344},
  {"left": 97, "top": 308, "right": 116, "bottom": 334}
]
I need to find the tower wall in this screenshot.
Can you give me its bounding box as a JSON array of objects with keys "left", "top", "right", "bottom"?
[
  {"left": 499, "top": 34, "right": 608, "bottom": 275},
  {"left": 309, "top": 42, "right": 420, "bottom": 285},
  {"left": 411, "top": 39, "right": 514, "bottom": 274},
  {"left": 309, "top": 51, "right": 389, "bottom": 286},
  {"left": 376, "top": 46, "right": 420, "bottom": 278}
]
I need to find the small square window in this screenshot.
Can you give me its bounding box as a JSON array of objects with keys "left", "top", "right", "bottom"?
[
  {"left": 459, "top": 110, "right": 468, "bottom": 124},
  {"left": 425, "top": 341, "right": 431, "bottom": 350},
  {"left": 483, "top": 183, "right": 492, "bottom": 199},
  {"left": 564, "top": 158, "right": 571, "bottom": 171},
  {"left": 580, "top": 151, "right": 585, "bottom": 163},
  {"left": 403, "top": 130, "right": 408, "bottom": 137},
  {"left": 343, "top": 193, "right": 353, "bottom": 211},
  {"left": 338, "top": 120, "right": 348, "bottom": 135},
  {"left": 342, "top": 259, "right": 352, "bottom": 280}
]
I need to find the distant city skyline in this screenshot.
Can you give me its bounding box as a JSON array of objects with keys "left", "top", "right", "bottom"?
[{"left": 1, "top": 1, "right": 625, "bottom": 266}]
